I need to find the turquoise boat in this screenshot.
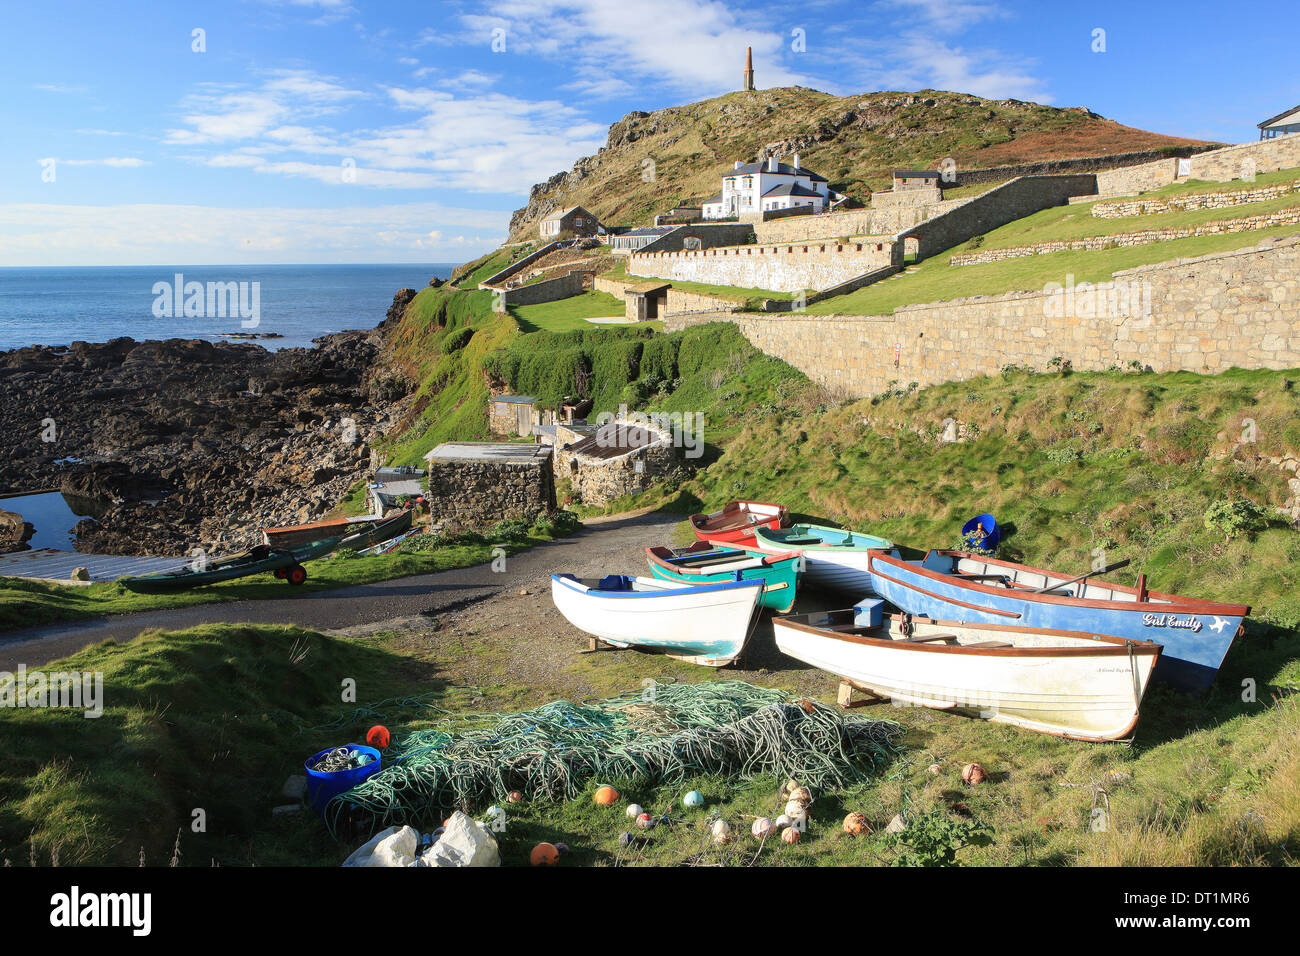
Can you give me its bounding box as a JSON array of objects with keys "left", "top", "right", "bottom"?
[
  {"left": 752, "top": 523, "right": 893, "bottom": 595},
  {"left": 645, "top": 542, "right": 803, "bottom": 613}
]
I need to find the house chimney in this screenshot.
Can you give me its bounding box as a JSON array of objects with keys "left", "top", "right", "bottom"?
[
  {"left": 793, "top": 153, "right": 801, "bottom": 169},
  {"left": 768, "top": 155, "right": 778, "bottom": 173},
  {"left": 743, "top": 46, "right": 754, "bottom": 92},
  {"left": 733, "top": 160, "right": 743, "bottom": 170}
]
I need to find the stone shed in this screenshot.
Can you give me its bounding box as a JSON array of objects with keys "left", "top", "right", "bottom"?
[
  {"left": 423, "top": 442, "right": 555, "bottom": 529},
  {"left": 553, "top": 419, "right": 682, "bottom": 506},
  {"left": 487, "top": 395, "right": 538, "bottom": 438}
]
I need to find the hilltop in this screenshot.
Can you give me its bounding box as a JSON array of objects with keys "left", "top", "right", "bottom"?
[{"left": 509, "top": 86, "right": 1214, "bottom": 237}]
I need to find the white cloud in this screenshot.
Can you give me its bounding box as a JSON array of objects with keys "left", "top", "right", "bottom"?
[
  {"left": 460, "top": 0, "right": 825, "bottom": 97},
  {"left": 0, "top": 201, "right": 507, "bottom": 266},
  {"left": 164, "top": 69, "right": 604, "bottom": 194}
]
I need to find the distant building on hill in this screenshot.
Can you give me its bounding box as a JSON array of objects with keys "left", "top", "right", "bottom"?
[
  {"left": 539, "top": 205, "right": 602, "bottom": 239},
  {"left": 701, "top": 154, "right": 834, "bottom": 220},
  {"left": 1258, "top": 104, "right": 1300, "bottom": 140},
  {"left": 609, "top": 226, "right": 677, "bottom": 254}
]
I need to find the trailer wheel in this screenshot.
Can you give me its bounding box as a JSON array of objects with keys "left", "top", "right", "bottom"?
[
  {"left": 286, "top": 565, "right": 308, "bottom": 586},
  {"left": 274, "top": 568, "right": 287, "bottom": 579}
]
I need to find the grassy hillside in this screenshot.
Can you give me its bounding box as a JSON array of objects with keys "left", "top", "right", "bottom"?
[{"left": 512, "top": 86, "right": 1213, "bottom": 238}]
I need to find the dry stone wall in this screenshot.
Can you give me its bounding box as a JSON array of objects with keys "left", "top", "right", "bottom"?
[
  {"left": 426, "top": 459, "right": 556, "bottom": 528},
  {"left": 1092, "top": 180, "right": 1300, "bottom": 217},
  {"left": 949, "top": 208, "right": 1300, "bottom": 265},
  {"left": 661, "top": 236, "right": 1300, "bottom": 398},
  {"left": 629, "top": 240, "right": 901, "bottom": 293}
]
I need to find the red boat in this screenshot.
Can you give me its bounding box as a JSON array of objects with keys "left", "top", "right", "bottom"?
[{"left": 688, "top": 500, "right": 790, "bottom": 546}]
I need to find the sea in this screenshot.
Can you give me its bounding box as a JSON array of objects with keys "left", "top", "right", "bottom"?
[
  {"left": 0, "top": 263, "right": 458, "bottom": 353},
  {"left": 0, "top": 263, "right": 458, "bottom": 548}
]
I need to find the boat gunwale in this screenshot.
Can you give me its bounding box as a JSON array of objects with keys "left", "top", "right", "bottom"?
[
  {"left": 753, "top": 524, "right": 893, "bottom": 552},
  {"left": 869, "top": 549, "right": 1250, "bottom": 616},
  {"left": 644, "top": 544, "right": 799, "bottom": 574},
  {"left": 773, "top": 610, "right": 1163, "bottom": 658},
  {"left": 551, "top": 573, "right": 765, "bottom": 599}
]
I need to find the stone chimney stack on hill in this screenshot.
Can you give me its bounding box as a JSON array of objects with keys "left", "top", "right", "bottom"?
[{"left": 743, "top": 46, "right": 754, "bottom": 91}]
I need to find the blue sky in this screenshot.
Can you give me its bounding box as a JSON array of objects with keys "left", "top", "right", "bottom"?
[{"left": 2, "top": 0, "right": 1297, "bottom": 266}]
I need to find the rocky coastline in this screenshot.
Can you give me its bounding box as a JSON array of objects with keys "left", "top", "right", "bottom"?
[{"left": 0, "top": 300, "right": 417, "bottom": 557}]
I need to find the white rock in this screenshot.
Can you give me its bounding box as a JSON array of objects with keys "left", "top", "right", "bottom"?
[
  {"left": 342, "top": 825, "right": 420, "bottom": 867},
  {"left": 427, "top": 811, "right": 501, "bottom": 867},
  {"left": 886, "top": 814, "right": 906, "bottom": 834}
]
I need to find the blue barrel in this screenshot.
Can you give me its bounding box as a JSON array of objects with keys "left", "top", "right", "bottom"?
[
  {"left": 961, "top": 514, "right": 1001, "bottom": 552},
  {"left": 304, "top": 744, "right": 382, "bottom": 815}
]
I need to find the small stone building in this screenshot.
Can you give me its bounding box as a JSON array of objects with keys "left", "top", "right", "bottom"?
[
  {"left": 539, "top": 205, "right": 602, "bottom": 239},
  {"left": 553, "top": 419, "right": 681, "bottom": 506},
  {"left": 487, "top": 395, "right": 538, "bottom": 438},
  {"left": 423, "top": 442, "right": 555, "bottom": 529},
  {"left": 893, "top": 169, "right": 940, "bottom": 190}
]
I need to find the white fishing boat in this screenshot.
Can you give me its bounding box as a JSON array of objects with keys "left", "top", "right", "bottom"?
[
  {"left": 551, "top": 573, "right": 764, "bottom": 666},
  {"left": 750, "top": 524, "right": 892, "bottom": 595},
  {"left": 772, "top": 607, "right": 1161, "bottom": 741}
]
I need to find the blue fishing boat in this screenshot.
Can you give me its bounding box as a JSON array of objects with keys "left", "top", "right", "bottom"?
[
  {"left": 752, "top": 523, "right": 893, "bottom": 594},
  {"left": 645, "top": 542, "right": 802, "bottom": 612},
  {"left": 867, "top": 550, "right": 1249, "bottom": 691}
]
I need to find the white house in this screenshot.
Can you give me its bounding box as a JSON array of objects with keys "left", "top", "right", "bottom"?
[{"left": 701, "top": 154, "right": 834, "bottom": 219}]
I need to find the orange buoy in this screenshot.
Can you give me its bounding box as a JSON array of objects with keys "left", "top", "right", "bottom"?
[
  {"left": 842, "top": 812, "right": 870, "bottom": 836},
  {"left": 781, "top": 826, "right": 801, "bottom": 845},
  {"left": 507, "top": 791, "right": 524, "bottom": 803},
  {"left": 365, "top": 725, "right": 391, "bottom": 750},
  {"left": 530, "top": 842, "right": 560, "bottom": 866},
  {"left": 962, "top": 762, "right": 987, "bottom": 786},
  {"left": 593, "top": 785, "right": 620, "bottom": 805}
]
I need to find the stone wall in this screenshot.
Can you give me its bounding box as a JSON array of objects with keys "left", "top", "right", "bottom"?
[
  {"left": 1090, "top": 159, "right": 1180, "bottom": 200},
  {"left": 635, "top": 222, "right": 756, "bottom": 254},
  {"left": 661, "top": 236, "right": 1300, "bottom": 398},
  {"left": 478, "top": 241, "right": 562, "bottom": 289},
  {"left": 425, "top": 459, "right": 556, "bottom": 528},
  {"left": 629, "top": 239, "right": 902, "bottom": 293},
  {"left": 665, "top": 288, "right": 738, "bottom": 314},
  {"left": 500, "top": 269, "right": 591, "bottom": 306},
  {"left": 899, "top": 175, "right": 1099, "bottom": 259},
  {"left": 1091, "top": 179, "right": 1300, "bottom": 217},
  {"left": 750, "top": 197, "right": 972, "bottom": 243},
  {"left": 1189, "top": 133, "right": 1300, "bottom": 182},
  {"left": 949, "top": 208, "right": 1300, "bottom": 265},
  {"left": 949, "top": 146, "right": 1214, "bottom": 187},
  {"left": 554, "top": 427, "right": 682, "bottom": 506},
  {"left": 872, "top": 185, "right": 943, "bottom": 207}
]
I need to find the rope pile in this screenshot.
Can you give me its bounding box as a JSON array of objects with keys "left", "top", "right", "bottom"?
[{"left": 325, "top": 680, "right": 901, "bottom": 837}]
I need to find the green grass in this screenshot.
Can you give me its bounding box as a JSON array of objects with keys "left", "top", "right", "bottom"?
[
  {"left": 808, "top": 223, "right": 1300, "bottom": 315},
  {"left": 509, "top": 290, "right": 636, "bottom": 333}
]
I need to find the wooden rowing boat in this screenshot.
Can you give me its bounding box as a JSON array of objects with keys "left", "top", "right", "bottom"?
[
  {"left": 550, "top": 573, "right": 764, "bottom": 666},
  {"left": 772, "top": 608, "right": 1161, "bottom": 741},
  {"left": 263, "top": 509, "right": 413, "bottom": 549},
  {"left": 751, "top": 523, "right": 893, "bottom": 595},
  {"left": 866, "top": 549, "right": 1249, "bottom": 691},
  {"left": 688, "top": 500, "right": 789, "bottom": 546},
  {"left": 644, "top": 541, "right": 802, "bottom": 612}
]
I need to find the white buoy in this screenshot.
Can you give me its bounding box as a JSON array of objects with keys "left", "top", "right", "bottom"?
[{"left": 626, "top": 803, "right": 643, "bottom": 819}]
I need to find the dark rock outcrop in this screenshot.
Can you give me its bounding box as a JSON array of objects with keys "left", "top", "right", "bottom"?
[{"left": 0, "top": 331, "right": 412, "bottom": 556}]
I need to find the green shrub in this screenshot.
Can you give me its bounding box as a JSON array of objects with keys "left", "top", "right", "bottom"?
[
  {"left": 1203, "top": 498, "right": 1270, "bottom": 540},
  {"left": 443, "top": 326, "right": 475, "bottom": 352},
  {"left": 887, "top": 810, "right": 993, "bottom": 867}
]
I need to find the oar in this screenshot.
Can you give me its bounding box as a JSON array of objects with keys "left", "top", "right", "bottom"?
[{"left": 1032, "top": 558, "right": 1130, "bottom": 595}]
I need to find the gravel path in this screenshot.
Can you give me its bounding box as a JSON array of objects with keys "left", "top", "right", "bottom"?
[{"left": 0, "top": 510, "right": 681, "bottom": 669}]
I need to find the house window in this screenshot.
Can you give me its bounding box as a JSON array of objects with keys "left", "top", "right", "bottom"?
[{"left": 742, "top": 176, "right": 753, "bottom": 189}]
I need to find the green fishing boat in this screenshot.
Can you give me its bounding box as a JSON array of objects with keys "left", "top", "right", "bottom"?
[{"left": 645, "top": 541, "right": 803, "bottom": 613}]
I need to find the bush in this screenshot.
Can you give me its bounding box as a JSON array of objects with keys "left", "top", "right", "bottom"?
[
  {"left": 533, "top": 509, "right": 582, "bottom": 538},
  {"left": 1203, "top": 499, "right": 1270, "bottom": 540},
  {"left": 488, "top": 518, "right": 533, "bottom": 542},
  {"left": 443, "top": 327, "right": 475, "bottom": 352}
]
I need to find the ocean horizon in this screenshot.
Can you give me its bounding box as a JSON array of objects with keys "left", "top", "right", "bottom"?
[{"left": 0, "top": 262, "right": 459, "bottom": 352}]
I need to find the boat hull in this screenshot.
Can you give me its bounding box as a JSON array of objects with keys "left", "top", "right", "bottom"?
[
  {"left": 773, "top": 611, "right": 1160, "bottom": 741},
  {"left": 550, "top": 574, "right": 763, "bottom": 666},
  {"left": 752, "top": 524, "right": 892, "bottom": 597},
  {"left": 645, "top": 545, "right": 801, "bottom": 612},
  {"left": 867, "top": 550, "right": 1247, "bottom": 691},
  {"left": 688, "top": 500, "right": 789, "bottom": 547}
]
